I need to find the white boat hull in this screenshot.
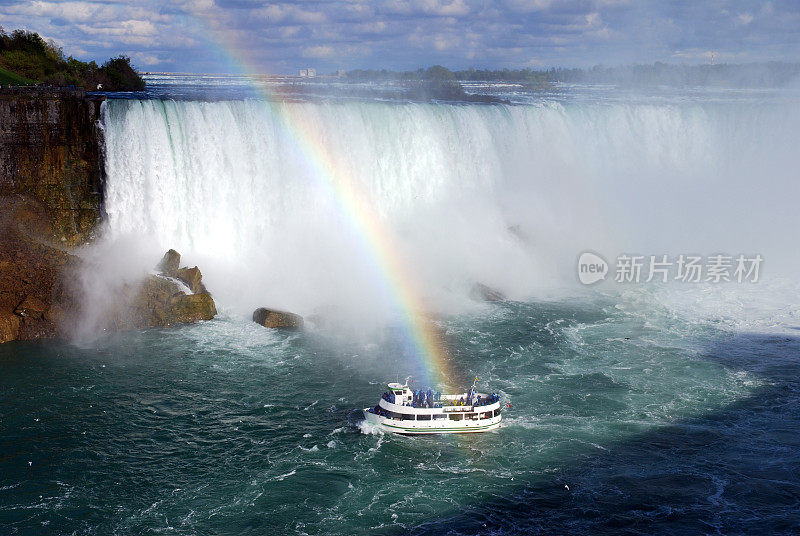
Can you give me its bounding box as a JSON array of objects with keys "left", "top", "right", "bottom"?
[{"left": 363, "top": 408, "right": 502, "bottom": 435}]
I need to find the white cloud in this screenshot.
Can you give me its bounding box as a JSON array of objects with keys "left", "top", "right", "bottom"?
[
  {"left": 433, "top": 33, "right": 460, "bottom": 50},
  {"left": 131, "top": 52, "right": 165, "bottom": 66},
  {"left": 5, "top": 1, "right": 171, "bottom": 24},
  {"left": 502, "top": 0, "right": 553, "bottom": 14},
  {"left": 302, "top": 45, "right": 336, "bottom": 58},
  {"left": 355, "top": 21, "right": 388, "bottom": 34},
  {"left": 0, "top": 0, "right": 799, "bottom": 73},
  {"left": 254, "top": 4, "right": 327, "bottom": 24},
  {"left": 383, "top": 0, "right": 471, "bottom": 17}
]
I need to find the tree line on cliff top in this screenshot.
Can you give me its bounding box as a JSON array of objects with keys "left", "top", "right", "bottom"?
[
  {"left": 0, "top": 27, "right": 145, "bottom": 91},
  {"left": 347, "top": 62, "right": 800, "bottom": 88}
]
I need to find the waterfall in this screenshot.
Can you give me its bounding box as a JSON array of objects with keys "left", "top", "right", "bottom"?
[{"left": 100, "top": 98, "right": 800, "bottom": 319}]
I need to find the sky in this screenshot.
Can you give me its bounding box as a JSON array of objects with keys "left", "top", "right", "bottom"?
[{"left": 1, "top": 0, "right": 799, "bottom": 74}]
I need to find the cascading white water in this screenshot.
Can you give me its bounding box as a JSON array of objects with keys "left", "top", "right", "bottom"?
[{"left": 100, "top": 98, "right": 800, "bottom": 322}]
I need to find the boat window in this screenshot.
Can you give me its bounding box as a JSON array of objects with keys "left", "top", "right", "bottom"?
[
  {"left": 394, "top": 391, "right": 402, "bottom": 395},
  {"left": 385, "top": 411, "right": 398, "bottom": 420},
  {"left": 401, "top": 413, "right": 414, "bottom": 420},
  {"left": 449, "top": 414, "right": 463, "bottom": 421},
  {"left": 433, "top": 414, "right": 447, "bottom": 420},
  {"left": 480, "top": 412, "right": 492, "bottom": 419},
  {"left": 417, "top": 414, "right": 431, "bottom": 421},
  {"left": 465, "top": 413, "right": 479, "bottom": 420},
  {"left": 493, "top": 409, "right": 500, "bottom": 417}
]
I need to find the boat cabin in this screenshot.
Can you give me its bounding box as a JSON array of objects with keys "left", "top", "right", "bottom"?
[{"left": 387, "top": 382, "right": 413, "bottom": 405}]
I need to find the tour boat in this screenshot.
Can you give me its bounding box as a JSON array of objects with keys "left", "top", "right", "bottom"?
[{"left": 363, "top": 382, "right": 503, "bottom": 434}]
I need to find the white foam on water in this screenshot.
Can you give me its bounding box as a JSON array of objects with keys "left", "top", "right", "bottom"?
[{"left": 358, "top": 420, "right": 385, "bottom": 436}]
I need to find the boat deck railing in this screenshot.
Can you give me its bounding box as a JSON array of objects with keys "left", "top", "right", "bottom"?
[{"left": 377, "top": 392, "right": 501, "bottom": 410}]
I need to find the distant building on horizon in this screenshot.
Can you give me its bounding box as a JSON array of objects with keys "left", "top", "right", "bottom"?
[
  {"left": 298, "top": 68, "right": 316, "bottom": 78},
  {"left": 336, "top": 69, "right": 346, "bottom": 78}
]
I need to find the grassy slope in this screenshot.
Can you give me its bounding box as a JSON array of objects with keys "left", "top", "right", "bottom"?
[{"left": 0, "top": 65, "right": 35, "bottom": 85}]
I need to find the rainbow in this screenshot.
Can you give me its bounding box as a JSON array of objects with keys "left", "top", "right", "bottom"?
[{"left": 179, "top": 11, "right": 455, "bottom": 388}]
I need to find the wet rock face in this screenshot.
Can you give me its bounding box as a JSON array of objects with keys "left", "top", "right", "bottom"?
[
  {"left": 14, "top": 296, "right": 48, "bottom": 319},
  {"left": 0, "top": 92, "right": 105, "bottom": 343},
  {"left": 107, "top": 250, "right": 217, "bottom": 331},
  {"left": 0, "top": 93, "right": 223, "bottom": 342},
  {"left": 174, "top": 267, "right": 206, "bottom": 294},
  {"left": 0, "top": 311, "right": 21, "bottom": 343},
  {"left": 155, "top": 250, "right": 206, "bottom": 293},
  {"left": 108, "top": 274, "right": 216, "bottom": 330},
  {"left": 253, "top": 308, "right": 303, "bottom": 329},
  {"left": 0, "top": 93, "right": 105, "bottom": 246},
  {"left": 157, "top": 249, "right": 181, "bottom": 275},
  {"left": 0, "top": 196, "right": 81, "bottom": 343}
]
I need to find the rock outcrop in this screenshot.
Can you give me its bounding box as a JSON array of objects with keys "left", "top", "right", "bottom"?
[
  {"left": 470, "top": 282, "right": 506, "bottom": 302},
  {"left": 156, "top": 249, "right": 181, "bottom": 275},
  {"left": 14, "top": 295, "right": 48, "bottom": 319},
  {"left": 253, "top": 307, "right": 303, "bottom": 329},
  {"left": 174, "top": 267, "right": 206, "bottom": 294},
  {"left": 0, "top": 222, "right": 217, "bottom": 341},
  {"left": 0, "top": 310, "right": 21, "bottom": 343},
  {"left": 106, "top": 251, "right": 217, "bottom": 331}
]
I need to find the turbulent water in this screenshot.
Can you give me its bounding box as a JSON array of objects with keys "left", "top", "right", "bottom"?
[{"left": 2, "top": 78, "right": 800, "bottom": 534}]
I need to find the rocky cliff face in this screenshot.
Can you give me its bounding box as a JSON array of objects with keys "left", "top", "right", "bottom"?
[
  {"left": 0, "top": 89, "right": 104, "bottom": 342},
  {"left": 0, "top": 91, "right": 218, "bottom": 343},
  {"left": 0, "top": 89, "right": 104, "bottom": 246},
  {"left": 0, "top": 196, "right": 82, "bottom": 342}
]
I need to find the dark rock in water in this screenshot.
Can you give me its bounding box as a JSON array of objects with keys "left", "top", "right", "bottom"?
[
  {"left": 470, "top": 282, "right": 506, "bottom": 302},
  {"left": 174, "top": 266, "right": 205, "bottom": 294},
  {"left": 14, "top": 295, "right": 47, "bottom": 319},
  {"left": 0, "top": 310, "right": 21, "bottom": 343},
  {"left": 253, "top": 307, "right": 303, "bottom": 329},
  {"left": 157, "top": 249, "right": 181, "bottom": 275}
]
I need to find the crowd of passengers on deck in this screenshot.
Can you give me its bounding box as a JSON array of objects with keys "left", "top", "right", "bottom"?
[
  {"left": 378, "top": 388, "right": 500, "bottom": 409},
  {"left": 452, "top": 388, "right": 500, "bottom": 408}
]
